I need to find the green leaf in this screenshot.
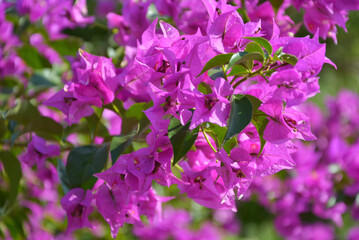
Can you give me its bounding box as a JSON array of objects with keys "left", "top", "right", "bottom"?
[
  {"left": 110, "top": 132, "right": 137, "bottom": 164},
  {"left": 66, "top": 144, "right": 109, "bottom": 189},
  {"left": 240, "top": 95, "right": 267, "bottom": 155},
  {"left": 29, "top": 74, "right": 56, "bottom": 87},
  {"left": 17, "top": 44, "right": 51, "bottom": 69},
  {"left": 0, "top": 151, "right": 22, "bottom": 213},
  {"left": 273, "top": 47, "right": 283, "bottom": 61},
  {"left": 269, "top": 0, "right": 284, "bottom": 13},
  {"left": 49, "top": 37, "right": 82, "bottom": 56},
  {"left": 197, "top": 82, "right": 213, "bottom": 94},
  {"left": 62, "top": 24, "right": 110, "bottom": 42},
  {"left": 223, "top": 136, "right": 238, "bottom": 154},
  {"left": 228, "top": 65, "right": 248, "bottom": 77},
  {"left": 124, "top": 102, "right": 147, "bottom": 120},
  {"left": 25, "top": 116, "right": 63, "bottom": 140},
  {"left": 197, "top": 53, "right": 234, "bottom": 76},
  {"left": 280, "top": 53, "right": 298, "bottom": 66},
  {"left": 204, "top": 123, "right": 226, "bottom": 148},
  {"left": 223, "top": 95, "right": 253, "bottom": 144},
  {"left": 245, "top": 42, "right": 265, "bottom": 56},
  {"left": 168, "top": 117, "right": 199, "bottom": 165},
  {"left": 0, "top": 117, "right": 6, "bottom": 139},
  {"left": 244, "top": 37, "right": 273, "bottom": 56},
  {"left": 6, "top": 101, "right": 41, "bottom": 125},
  {"left": 252, "top": 110, "right": 269, "bottom": 155},
  {"left": 227, "top": 52, "right": 264, "bottom": 72},
  {"left": 207, "top": 67, "right": 225, "bottom": 80},
  {"left": 244, "top": 94, "right": 263, "bottom": 114},
  {"left": 57, "top": 159, "right": 71, "bottom": 194},
  {"left": 85, "top": 113, "right": 110, "bottom": 139}
]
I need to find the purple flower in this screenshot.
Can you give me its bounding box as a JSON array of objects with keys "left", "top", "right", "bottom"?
[
  {"left": 73, "top": 49, "right": 116, "bottom": 106},
  {"left": 20, "top": 135, "right": 60, "bottom": 166},
  {"left": 190, "top": 78, "right": 233, "bottom": 129},
  {"left": 43, "top": 86, "right": 94, "bottom": 126},
  {"left": 348, "top": 227, "right": 359, "bottom": 240},
  {"left": 208, "top": 10, "right": 244, "bottom": 53},
  {"left": 259, "top": 99, "right": 316, "bottom": 144},
  {"left": 60, "top": 188, "right": 94, "bottom": 233},
  {"left": 96, "top": 183, "right": 142, "bottom": 238}
]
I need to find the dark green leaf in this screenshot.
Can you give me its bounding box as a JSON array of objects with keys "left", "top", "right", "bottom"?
[
  {"left": 168, "top": 117, "right": 199, "bottom": 165},
  {"left": 62, "top": 24, "right": 110, "bottom": 42},
  {"left": 0, "top": 151, "right": 22, "bottom": 213},
  {"left": 66, "top": 144, "right": 109, "bottom": 189},
  {"left": 197, "top": 53, "right": 233, "bottom": 76},
  {"left": 17, "top": 44, "right": 51, "bottom": 69},
  {"left": 280, "top": 53, "right": 298, "bottom": 66},
  {"left": 227, "top": 52, "right": 264, "bottom": 72},
  {"left": 197, "top": 82, "right": 213, "bottom": 94},
  {"left": 223, "top": 95, "right": 253, "bottom": 143},
  {"left": 110, "top": 132, "right": 137, "bottom": 164},
  {"left": 244, "top": 37, "right": 273, "bottom": 56},
  {"left": 0, "top": 117, "right": 6, "bottom": 139},
  {"left": 269, "top": 0, "right": 284, "bottom": 13},
  {"left": 57, "top": 159, "right": 71, "bottom": 194},
  {"left": 6, "top": 101, "right": 41, "bottom": 125},
  {"left": 207, "top": 67, "right": 225, "bottom": 80},
  {"left": 244, "top": 94, "right": 262, "bottom": 114},
  {"left": 245, "top": 42, "right": 265, "bottom": 56},
  {"left": 25, "top": 116, "right": 63, "bottom": 140}
]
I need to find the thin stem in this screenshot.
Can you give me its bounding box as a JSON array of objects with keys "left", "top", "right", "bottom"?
[
  {"left": 261, "top": 74, "right": 269, "bottom": 83},
  {"left": 200, "top": 125, "right": 217, "bottom": 153},
  {"left": 221, "top": 65, "right": 229, "bottom": 81},
  {"left": 232, "top": 66, "right": 265, "bottom": 89},
  {"left": 174, "top": 164, "right": 184, "bottom": 173},
  {"left": 111, "top": 102, "right": 122, "bottom": 116},
  {"left": 230, "top": 75, "right": 239, "bottom": 85}
]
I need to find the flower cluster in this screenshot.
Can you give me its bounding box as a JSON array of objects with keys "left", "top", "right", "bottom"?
[
  {"left": 247, "top": 90, "right": 359, "bottom": 239},
  {"left": 1, "top": 0, "right": 359, "bottom": 239}
]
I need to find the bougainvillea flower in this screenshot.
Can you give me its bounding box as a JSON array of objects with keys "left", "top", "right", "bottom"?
[
  {"left": 190, "top": 78, "right": 233, "bottom": 129},
  {"left": 259, "top": 99, "right": 316, "bottom": 144},
  {"left": 269, "top": 69, "right": 320, "bottom": 107},
  {"left": 60, "top": 188, "right": 94, "bottom": 234},
  {"left": 20, "top": 135, "right": 60, "bottom": 166},
  {"left": 208, "top": 10, "right": 244, "bottom": 53},
  {"left": 73, "top": 49, "right": 116, "bottom": 105},
  {"left": 96, "top": 183, "right": 142, "bottom": 238},
  {"left": 44, "top": 87, "right": 94, "bottom": 125},
  {"left": 216, "top": 148, "right": 256, "bottom": 199}
]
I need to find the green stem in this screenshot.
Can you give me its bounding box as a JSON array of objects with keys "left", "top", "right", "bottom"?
[
  {"left": 111, "top": 102, "right": 122, "bottom": 116},
  {"left": 232, "top": 66, "right": 265, "bottom": 89},
  {"left": 221, "top": 65, "right": 229, "bottom": 82},
  {"left": 200, "top": 125, "right": 217, "bottom": 153},
  {"left": 174, "top": 164, "right": 184, "bottom": 173}
]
